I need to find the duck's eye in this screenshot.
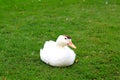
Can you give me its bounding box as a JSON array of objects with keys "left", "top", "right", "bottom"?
[{"left": 64, "top": 38, "right": 67, "bottom": 40}]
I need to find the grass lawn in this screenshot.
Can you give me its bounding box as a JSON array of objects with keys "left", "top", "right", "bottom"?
[{"left": 0, "top": 0, "right": 120, "bottom": 80}]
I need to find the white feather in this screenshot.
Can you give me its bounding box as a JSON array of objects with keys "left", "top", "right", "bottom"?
[{"left": 40, "top": 35, "right": 76, "bottom": 67}]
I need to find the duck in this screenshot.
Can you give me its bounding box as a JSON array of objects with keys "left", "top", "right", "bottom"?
[{"left": 40, "top": 35, "right": 76, "bottom": 67}]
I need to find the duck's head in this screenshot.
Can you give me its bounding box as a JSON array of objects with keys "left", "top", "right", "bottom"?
[{"left": 56, "top": 35, "right": 76, "bottom": 49}]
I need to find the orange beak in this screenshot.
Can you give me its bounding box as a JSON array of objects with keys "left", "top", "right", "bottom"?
[{"left": 67, "top": 41, "right": 76, "bottom": 49}]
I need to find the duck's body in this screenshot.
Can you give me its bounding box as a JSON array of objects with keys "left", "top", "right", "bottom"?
[{"left": 40, "top": 35, "right": 76, "bottom": 67}]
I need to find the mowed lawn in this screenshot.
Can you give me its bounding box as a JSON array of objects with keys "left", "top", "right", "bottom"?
[{"left": 0, "top": 0, "right": 120, "bottom": 80}]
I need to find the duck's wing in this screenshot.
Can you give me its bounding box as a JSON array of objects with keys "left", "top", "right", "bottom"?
[
  {"left": 43, "top": 40, "right": 56, "bottom": 49},
  {"left": 40, "top": 40, "right": 56, "bottom": 64},
  {"left": 40, "top": 40, "right": 56, "bottom": 54}
]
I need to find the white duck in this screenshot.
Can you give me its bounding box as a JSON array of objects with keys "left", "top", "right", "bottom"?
[{"left": 40, "top": 35, "right": 76, "bottom": 67}]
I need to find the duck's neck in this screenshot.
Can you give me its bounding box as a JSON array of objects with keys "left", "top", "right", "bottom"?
[{"left": 56, "top": 43, "right": 66, "bottom": 48}]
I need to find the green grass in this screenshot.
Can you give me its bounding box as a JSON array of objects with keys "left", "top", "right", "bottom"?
[{"left": 0, "top": 0, "right": 120, "bottom": 80}]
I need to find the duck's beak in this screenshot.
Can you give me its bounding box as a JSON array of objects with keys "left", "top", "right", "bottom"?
[{"left": 67, "top": 41, "right": 76, "bottom": 49}]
